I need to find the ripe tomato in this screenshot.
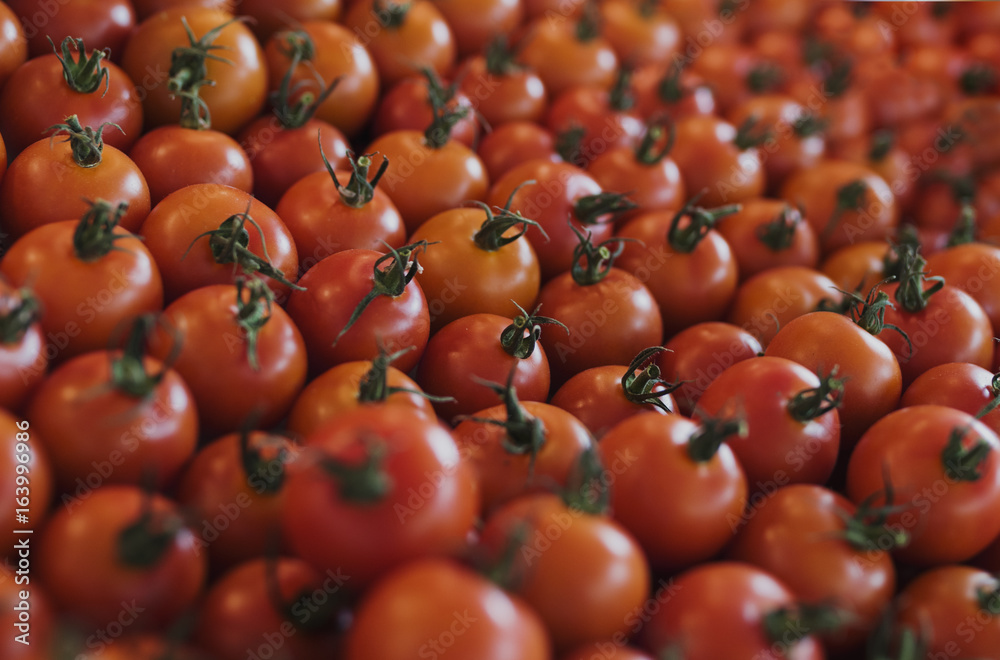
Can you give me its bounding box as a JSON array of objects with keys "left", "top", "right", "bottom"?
[
  {"left": 176, "top": 430, "right": 298, "bottom": 571},
  {"left": 263, "top": 22, "right": 380, "bottom": 138},
  {"left": 714, "top": 200, "right": 819, "bottom": 280},
  {"left": 139, "top": 183, "right": 299, "bottom": 302},
  {"left": 27, "top": 322, "right": 197, "bottom": 493},
  {"left": 0, "top": 1, "right": 26, "bottom": 92},
  {"left": 0, "top": 119, "right": 150, "bottom": 239},
  {"left": 148, "top": 280, "right": 308, "bottom": 437},
  {"left": 902, "top": 362, "right": 1000, "bottom": 436},
  {"left": 599, "top": 412, "right": 747, "bottom": 571},
  {"left": 631, "top": 63, "right": 717, "bottom": 122},
  {"left": 476, "top": 121, "right": 560, "bottom": 183},
  {"left": 408, "top": 201, "right": 542, "bottom": 333},
  {"left": 7, "top": 0, "right": 134, "bottom": 60},
  {"left": 237, "top": 0, "right": 343, "bottom": 42},
  {"left": 37, "top": 485, "right": 206, "bottom": 630},
  {"left": 282, "top": 406, "right": 479, "bottom": 587},
  {"left": 477, "top": 491, "right": 650, "bottom": 652},
  {"left": 0, "top": 202, "right": 164, "bottom": 363},
  {"left": 639, "top": 562, "right": 826, "bottom": 660},
  {"left": 343, "top": 0, "right": 455, "bottom": 88},
  {"left": 669, "top": 114, "right": 765, "bottom": 207},
  {"left": 194, "top": 556, "right": 345, "bottom": 660},
  {"left": 286, "top": 245, "right": 430, "bottom": 377},
  {"left": 847, "top": 405, "right": 1000, "bottom": 565},
  {"left": 765, "top": 311, "right": 903, "bottom": 447},
  {"left": 0, "top": 38, "right": 143, "bottom": 157},
  {"left": 373, "top": 73, "right": 478, "bottom": 148},
  {"left": 925, "top": 242, "right": 1000, "bottom": 333},
  {"left": 819, "top": 240, "right": 890, "bottom": 296},
  {"left": 517, "top": 12, "right": 618, "bottom": 97},
  {"left": 120, "top": 7, "right": 267, "bottom": 135},
  {"left": 544, "top": 77, "right": 644, "bottom": 168},
  {"left": 726, "top": 485, "right": 896, "bottom": 653},
  {"left": 562, "top": 645, "right": 653, "bottom": 660},
  {"left": 457, "top": 44, "right": 548, "bottom": 127},
  {"left": 657, "top": 321, "right": 763, "bottom": 416},
  {"left": 452, "top": 394, "right": 594, "bottom": 514},
  {"left": 0, "top": 412, "right": 53, "bottom": 558},
  {"left": 431, "top": 0, "right": 523, "bottom": 58},
  {"left": 345, "top": 558, "right": 550, "bottom": 660},
  {"left": 599, "top": 0, "right": 680, "bottom": 67},
  {"left": 0, "top": 283, "right": 47, "bottom": 411}
]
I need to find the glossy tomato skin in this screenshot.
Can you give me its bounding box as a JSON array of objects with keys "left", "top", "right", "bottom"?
[
  {"left": 847, "top": 405, "right": 1000, "bottom": 566},
  {"left": 416, "top": 312, "right": 552, "bottom": 423},
  {"left": 544, "top": 85, "right": 644, "bottom": 168},
  {"left": 121, "top": 7, "right": 267, "bottom": 135},
  {"left": 452, "top": 401, "right": 594, "bottom": 514},
  {"left": 902, "top": 362, "right": 1000, "bottom": 436},
  {"left": 599, "top": 413, "right": 748, "bottom": 571},
  {"left": 713, "top": 199, "right": 820, "bottom": 281},
  {"left": 517, "top": 16, "right": 617, "bottom": 97},
  {"left": 478, "top": 493, "right": 650, "bottom": 652},
  {"left": 345, "top": 558, "right": 551, "bottom": 660},
  {"left": 925, "top": 242, "right": 1000, "bottom": 333},
  {"left": 894, "top": 565, "right": 1000, "bottom": 659},
  {"left": 431, "top": 0, "right": 523, "bottom": 58},
  {"left": 599, "top": 0, "right": 681, "bottom": 67},
  {"left": 37, "top": 486, "right": 206, "bottom": 630},
  {"left": 695, "top": 356, "right": 840, "bottom": 492},
  {"left": 765, "top": 311, "right": 903, "bottom": 448},
  {"left": 0, "top": 137, "right": 150, "bottom": 239},
  {"left": 282, "top": 407, "right": 479, "bottom": 587},
  {"left": 0, "top": 412, "right": 53, "bottom": 559},
  {"left": 0, "top": 1, "right": 26, "bottom": 92},
  {"left": 0, "top": 219, "right": 164, "bottom": 363},
  {"left": 408, "top": 206, "right": 542, "bottom": 333},
  {"left": 0, "top": 283, "right": 48, "bottom": 411},
  {"left": 639, "top": 562, "right": 825, "bottom": 660},
  {"left": 819, "top": 240, "right": 890, "bottom": 296},
  {"left": 657, "top": 322, "right": 763, "bottom": 416},
  {"left": 7, "top": 0, "right": 135, "bottom": 60},
  {"left": 457, "top": 54, "right": 548, "bottom": 127},
  {"left": 669, "top": 115, "right": 765, "bottom": 207},
  {"left": 148, "top": 283, "right": 308, "bottom": 437},
  {"left": 727, "top": 485, "right": 895, "bottom": 652},
  {"left": 176, "top": 431, "right": 297, "bottom": 571},
  {"left": 476, "top": 121, "right": 560, "bottom": 183},
  {"left": 194, "top": 557, "right": 344, "bottom": 660},
  {"left": 587, "top": 142, "right": 686, "bottom": 221},
  {"left": 238, "top": 0, "right": 343, "bottom": 42},
  {"left": 286, "top": 248, "right": 429, "bottom": 377},
  {"left": 549, "top": 364, "right": 676, "bottom": 440},
  {"left": 373, "top": 75, "right": 479, "bottom": 148},
  {"left": 27, "top": 351, "right": 197, "bottom": 493},
  {"left": 536, "top": 267, "right": 663, "bottom": 387},
  {"left": 128, "top": 125, "right": 254, "bottom": 205},
  {"left": 139, "top": 183, "right": 299, "bottom": 302},
  {"left": 0, "top": 49, "right": 142, "bottom": 158}
]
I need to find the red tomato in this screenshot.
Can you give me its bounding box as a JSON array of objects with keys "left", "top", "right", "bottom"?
[
  {"left": 431, "top": 0, "right": 523, "bottom": 58},
  {"left": 282, "top": 406, "right": 479, "bottom": 587},
  {"left": 345, "top": 558, "right": 551, "bottom": 660},
  {"left": 476, "top": 120, "right": 560, "bottom": 183},
  {"left": 925, "top": 242, "right": 1000, "bottom": 333},
  {"left": 0, "top": 283, "right": 47, "bottom": 411},
  {"left": 0, "top": 573, "right": 54, "bottom": 659},
  {"left": 544, "top": 79, "right": 644, "bottom": 168},
  {"left": 0, "top": 412, "right": 53, "bottom": 560},
  {"left": 0, "top": 1, "right": 26, "bottom": 92},
  {"left": 517, "top": 13, "right": 618, "bottom": 98},
  {"left": 457, "top": 45, "right": 548, "bottom": 127},
  {"left": 6, "top": 0, "right": 134, "bottom": 60},
  {"left": 237, "top": 0, "right": 342, "bottom": 42},
  {"left": 599, "top": 0, "right": 681, "bottom": 67},
  {"left": 372, "top": 73, "right": 479, "bottom": 148},
  {"left": 714, "top": 199, "right": 820, "bottom": 280},
  {"left": 631, "top": 62, "right": 717, "bottom": 122},
  {"left": 819, "top": 240, "right": 890, "bottom": 296},
  {"left": 847, "top": 405, "right": 1000, "bottom": 565},
  {"left": 669, "top": 115, "right": 765, "bottom": 207},
  {"left": 902, "top": 362, "right": 1000, "bottom": 437}
]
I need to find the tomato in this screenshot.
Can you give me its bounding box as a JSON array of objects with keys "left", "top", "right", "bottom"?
[
  {"left": 6, "top": 0, "right": 134, "bottom": 60},
  {"left": 477, "top": 491, "right": 650, "bottom": 652},
  {"left": 0, "top": 282, "right": 47, "bottom": 411},
  {"left": 727, "top": 266, "right": 842, "bottom": 348},
  {"left": 561, "top": 645, "right": 653, "bottom": 660},
  {"left": 599, "top": 0, "right": 680, "bottom": 67},
  {"left": 0, "top": 38, "right": 142, "bottom": 158},
  {"left": 657, "top": 321, "right": 763, "bottom": 416},
  {"left": 194, "top": 557, "right": 345, "bottom": 660},
  {"left": 343, "top": 0, "right": 455, "bottom": 88},
  {"left": 237, "top": 0, "right": 342, "bottom": 42},
  {"left": 925, "top": 242, "right": 1000, "bottom": 333},
  {"left": 714, "top": 200, "right": 819, "bottom": 280},
  {"left": 726, "top": 485, "right": 897, "bottom": 654},
  {"left": 408, "top": 200, "right": 542, "bottom": 333},
  {"left": 452, "top": 393, "right": 593, "bottom": 514},
  {"left": 287, "top": 349, "right": 438, "bottom": 437},
  {"left": 139, "top": 183, "right": 299, "bottom": 303},
  {"left": 282, "top": 406, "right": 479, "bottom": 587},
  {"left": 176, "top": 430, "right": 298, "bottom": 571},
  {"left": 544, "top": 77, "right": 644, "bottom": 168},
  {"left": 487, "top": 159, "right": 619, "bottom": 282},
  {"left": 286, "top": 244, "right": 430, "bottom": 377},
  {"left": 0, "top": 118, "right": 150, "bottom": 239},
  {"left": 0, "top": 412, "right": 53, "bottom": 560},
  {"left": 0, "top": 202, "right": 164, "bottom": 363},
  {"left": 73, "top": 636, "right": 212, "bottom": 660},
  {"left": 132, "top": 0, "right": 230, "bottom": 20},
  {"left": 368, "top": 128, "right": 489, "bottom": 235},
  {"left": 847, "top": 405, "right": 1000, "bottom": 565},
  {"left": 669, "top": 114, "right": 765, "bottom": 207},
  {"left": 599, "top": 412, "right": 747, "bottom": 571},
  {"left": 476, "top": 120, "right": 560, "bottom": 183},
  {"left": 639, "top": 562, "right": 826, "bottom": 660},
  {"left": 416, "top": 310, "right": 554, "bottom": 423},
  {"left": 345, "top": 558, "right": 551, "bottom": 660},
  {"left": 373, "top": 73, "right": 478, "bottom": 148},
  {"left": 631, "top": 62, "right": 717, "bottom": 122},
  {"left": 27, "top": 319, "right": 197, "bottom": 493},
  {"left": 549, "top": 347, "right": 678, "bottom": 440},
  {"left": 120, "top": 7, "right": 267, "bottom": 135},
  {"left": 457, "top": 45, "right": 548, "bottom": 127},
  {"left": 894, "top": 565, "right": 1000, "bottom": 659},
  {"left": 902, "top": 362, "right": 1000, "bottom": 437},
  {"left": 780, "top": 158, "right": 898, "bottom": 255},
  {"left": 263, "top": 22, "right": 380, "bottom": 138},
  {"left": 148, "top": 280, "right": 308, "bottom": 437},
  {"left": 431, "top": 0, "right": 523, "bottom": 58},
  {"left": 789, "top": 64, "right": 872, "bottom": 144},
  {"left": 616, "top": 203, "right": 740, "bottom": 339},
  {"left": 819, "top": 240, "right": 891, "bottom": 296},
  {"left": 0, "top": 574, "right": 54, "bottom": 659},
  {"left": 128, "top": 125, "right": 253, "bottom": 206},
  {"left": 765, "top": 311, "right": 903, "bottom": 447},
  {"left": 0, "top": 1, "right": 26, "bottom": 92},
  {"left": 535, "top": 235, "right": 663, "bottom": 386},
  {"left": 517, "top": 12, "right": 618, "bottom": 98}
]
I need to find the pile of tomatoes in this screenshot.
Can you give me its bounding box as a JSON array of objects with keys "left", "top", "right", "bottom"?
[{"left": 3, "top": 0, "right": 1000, "bottom": 658}]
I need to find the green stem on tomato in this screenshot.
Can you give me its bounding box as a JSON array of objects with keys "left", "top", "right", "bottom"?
[
  {"left": 499, "top": 301, "right": 567, "bottom": 360},
  {"left": 50, "top": 36, "right": 110, "bottom": 95}
]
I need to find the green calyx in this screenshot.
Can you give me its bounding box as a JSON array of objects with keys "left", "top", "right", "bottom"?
[
  {"left": 484, "top": 34, "right": 524, "bottom": 77},
  {"left": 733, "top": 114, "right": 773, "bottom": 151},
  {"left": 787, "top": 366, "right": 846, "bottom": 422},
  {"left": 499, "top": 301, "right": 567, "bottom": 360},
  {"left": 838, "top": 474, "right": 911, "bottom": 553},
  {"left": 763, "top": 603, "right": 850, "bottom": 646},
  {"left": 118, "top": 496, "right": 183, "bottom": 569},
  {"left": 686, "top": 411, "right": 747, "bottom": 463},
  {"left": 667, "top": 191, "right": 741, "bottom": 254},
  {"left": 0, "top": 288, "right": 41, "bottom": 345},
  {"left": 844, "top": 283, "right": 914, "bottom": 358},
  {"left": 47, "top": 115, "right": 122, "bottom": 167},
  {"left": 232, "top": 278, "right": 275, "bottom": 372},
  {"left": 472, "top": 180, "right": 547, "bottom": 252},
  {"left": 568, "top": 223, "right": 634, "bottom": 286},
  {"left": 621, "top": 346, "right": 681, "bottom": 413},
  {"left": 108, "top": 314, "right": 181, "bottom": 400},
  {"left": 319, "top": 440, "right": 393, "bottom": 504},
  {"left": 421, "top": 67, "right": 468, "bottom": 149},
  {"left": 890, "top": 242, "right": 945, "bottom": 314},
  {"left": 746, "top": 62, "right": 784, "bottom": 94},
  {"left": 561, "top": 445, "right": 609, "bottom": 515},
  {"left": 947, "top": 203, "right": 978, "bottom": 247},
  {"left": 356, "top": 343, "right": 454, "bottom": 405},
  {"left": 822, "top": 179, "right": 869, "bottom": 239},
  {"left": 50, "top": 36, "right": 110, "bottom": 95},
  {"left": 608, "top": 65, "right": 635, "bottom": 112},
  {"left": 269, "top": 32, "right": 340, "bottom": 130},
  {"left": 467, "top": 369, "right": 547, "bottom": 472},
  {"left": 756, "top": 204, "right": 802, "bottom": 252},
  {"left": 168, "top": 17, "right": 239, "bottom": 129},
  {"left": 239, "top": 422, "right": 290, "bottom": 496},
  {"left": 942, "top": 425, "right": 992, "bottom": 482},
  {"left": 635, "top": 117, "right": 676, "bottom": 166},
  {"left": 574, "top": 191, "right": 638, "bottom": 226},
  {"left": 72, "top": 199, "right": 132, "bottom": 262},
  {"left": 372, "top": 0, "right": 412, "bottom": 29}
]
